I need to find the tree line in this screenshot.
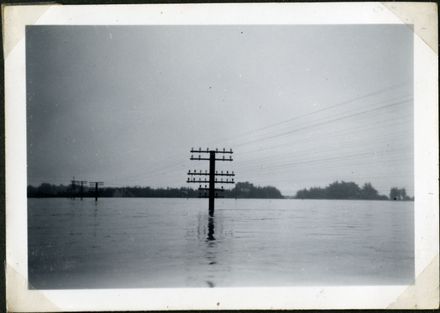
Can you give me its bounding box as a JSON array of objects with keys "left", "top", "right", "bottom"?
[
  {"left": 27, "top": 180, "right": 412, "bottom": 200},
  {"left": 27, "top": 181, "right": 284, "bottom": 199},
  {"left": 295, "top": 181, "right": 413, "bottom": 201}
]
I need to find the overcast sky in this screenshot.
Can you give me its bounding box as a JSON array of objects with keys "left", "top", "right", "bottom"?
[{"left": 26, "top": 25, "right": 413, "bottom": 196}]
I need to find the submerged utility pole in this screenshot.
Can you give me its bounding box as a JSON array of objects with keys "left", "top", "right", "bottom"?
[
  {"left": 79, "top": 180, "right": 88, "bottom": 200},
  {"left": 71, "top": 177, "right": 78, "bottom": 199},
  {"left": 89, "top": 181, "right": 104, "bottom": 201},
  {"left": 187, "top": 148, "right": 235, "bottom": 215},
  {"left": 71, "top": 178, "right": 88, "bottom": 200}
]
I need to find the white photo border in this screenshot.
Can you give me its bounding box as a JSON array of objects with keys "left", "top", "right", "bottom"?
[{"left": 4, "top": 2, "right": 439, "bottom": 311}]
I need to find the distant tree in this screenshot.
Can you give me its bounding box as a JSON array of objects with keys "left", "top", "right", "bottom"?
[
  {"left": 400, "top": 188, "right": 408, "bottom": 200},
  {"left": 360, "top": 183, "right": 379, "bottom": 199},
  {"left": 27, "top": 185, "right": 37, "bottom": 197},
  {"left": 225, "top": 182, "right": 283, "bottom": 199},
  {"left": 326, "top": 181, "right": 361, "bottom": 199},
  {"left": 295, "top": 181, "right": 387, "bottom": 200},
  {"left": 390, "top": 187, "right": 411, "bottom": 201},
  {"left": 38, "top": 183, "right": 55, "bottom": 195},
  {"left": 390, "top": 187, "right": 400, "bottom": 200},
  {"left": 28, "top": 181, "right": 283, "bottom": 199}
]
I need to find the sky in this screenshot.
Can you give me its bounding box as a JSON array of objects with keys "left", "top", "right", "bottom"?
[{"left": 26, "top": 25, "right": 413, "bottom": 196}]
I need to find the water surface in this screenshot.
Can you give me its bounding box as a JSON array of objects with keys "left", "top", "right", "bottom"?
[{"left": 28, "top": 198, "right": 414, "bottom": 289}]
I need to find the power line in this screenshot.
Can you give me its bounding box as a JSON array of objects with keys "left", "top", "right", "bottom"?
[
  {"left": 234, "top": 98, "right": 412, "bottom": 148},
  {"left": 98, "top": 88, "right": 413, "bottom": 184},
  {"left": 201, "top": 81, "right": 411, "bottom": 147},
  {"left": 236, "top": 146, "right": 412, "bottom": 173},
  {"left": 235, "top": 113, "right": 412, "bottom": 160}
]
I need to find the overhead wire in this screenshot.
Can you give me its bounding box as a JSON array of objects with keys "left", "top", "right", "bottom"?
[
  {"left": 34, "top": 82, "right": 413, "bottom": 188},
  {"left": 201, "top": 80, "right": 411, "bottom": 147}
]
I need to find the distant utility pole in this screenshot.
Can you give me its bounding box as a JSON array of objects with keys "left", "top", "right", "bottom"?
[
  {"left": 187, "top": 147, "right": 235, "bottom": 215},
  {"left": 89, "top": 181, "right": 104, "bottom": 201},
  {"left": 71, "top": 178, "right": 88, "bottom": 200},
  {"left": 71, "top": 177, "right": 77, "bottom": 199},
  {"left": 79, "top": 181, "right": 88, "bottom": 200}
]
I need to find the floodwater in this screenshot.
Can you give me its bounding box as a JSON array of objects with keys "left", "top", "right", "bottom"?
[{"left": 28, "top": 198, "right": 414, "bottom": 289}]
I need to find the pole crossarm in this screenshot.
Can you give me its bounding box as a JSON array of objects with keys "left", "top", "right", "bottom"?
[
  {"left": 198, "top": 187, "right": 225, "bottom": 192},
  {"left": 89, "top": 182, "right": 104, "bottom": 186},
  {"left": 191, "top": 148, "right": 233, "bottom": 154},
  {"left": 190, "top": 156, "right": 233, "bottom": 161},
  {"left": 215, "top": 172, "right": 235, "bottom": 177},
  {"left": 187, "top": 171, "right": 235, "bottom": 177},
  {"left": 190, "top": 156, "right": 211, "bottom": 161},
  {"left": 187, "top": 179, "right": 235, "bottom": 184},
  {"left": 215, "top": 179, "right": 235, "bottom": 184},
  {"left": 187, "top": 179, "right": 209, "bottom": 183}
]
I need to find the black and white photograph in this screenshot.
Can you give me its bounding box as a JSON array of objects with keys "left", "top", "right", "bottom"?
[{"left": 4, "top": 3, "right": 439, "bottom": 311}]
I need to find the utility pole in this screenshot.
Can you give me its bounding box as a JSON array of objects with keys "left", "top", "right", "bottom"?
[
  {"left": 71, "top": 177, "right": 77, "bottom": 199},
  {"left": 187, "top": 147, "right": 235, "bottom": 216},
  {"left": 89, "top": 181, "right": 104, "bottom": 201},
  {"left": 79, "top": 180, "right": 88, "bottom": 200},
  {"left": 71, "top": 178, "right": 88, "bottom": 200}
]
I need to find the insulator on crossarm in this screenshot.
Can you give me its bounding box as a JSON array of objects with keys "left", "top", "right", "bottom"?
[
  {"left": 216, "top": 148, "right": 218, "bottom": 152},
  {"left": 223, "top": 148, "right": 225, "bottom": 152},
  {"left": 226, "top": 171, "right": 229, "bottom": 174}
]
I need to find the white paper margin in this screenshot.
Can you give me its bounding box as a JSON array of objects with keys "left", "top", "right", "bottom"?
[{"left": 4, "top": 2, "right": 439, "bottom": 311}]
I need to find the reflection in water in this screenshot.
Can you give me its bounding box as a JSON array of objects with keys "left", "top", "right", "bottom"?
[
  {"left": 205, "top": 213, "right": 217, "bottom": 287},
  {"left": 93, "top": 202, "right": 98, "bottom": 246},
  {"left": 205, "top": 215, "right": 217, "bottom": 266},
  {"left": 207, "top": 215, "right": 215, "bottom": 242}
]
